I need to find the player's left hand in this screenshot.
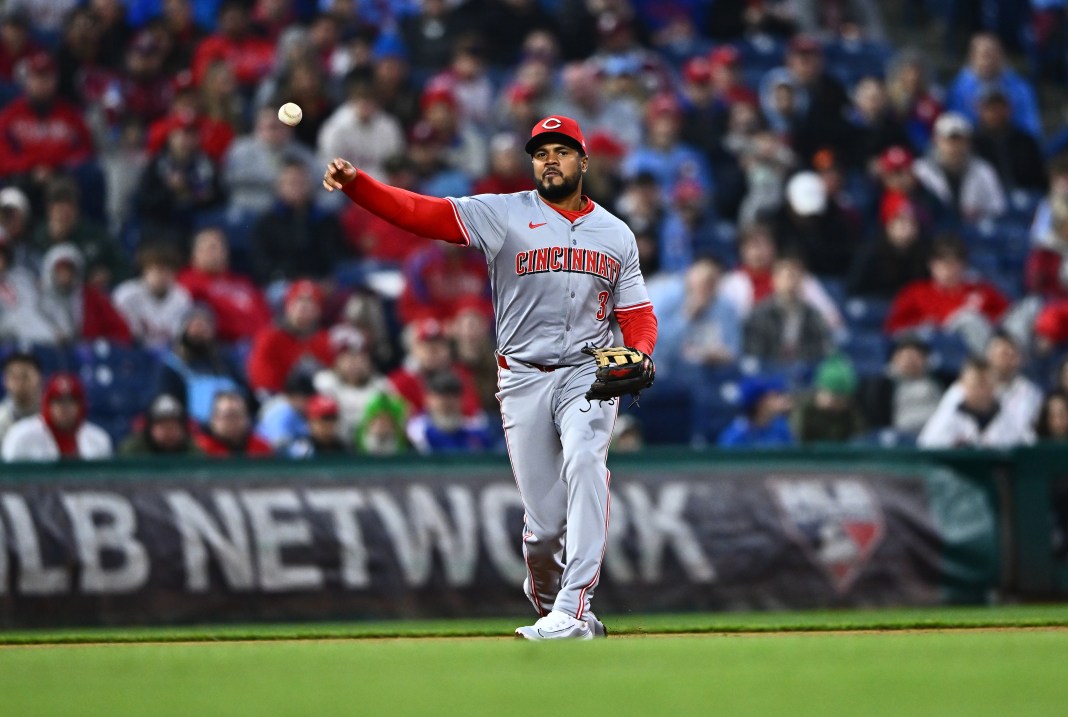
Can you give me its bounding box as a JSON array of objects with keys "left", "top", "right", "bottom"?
[
  {"left": 582, "top": 346, "right": 655, "bottom": 402},
  {"left": 322, "top": 158, "right": 357, "bottom": 192}
]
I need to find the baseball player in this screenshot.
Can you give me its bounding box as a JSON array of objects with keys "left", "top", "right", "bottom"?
[{"left": 323, "top": 115, "right": 657, "bottom": 639}]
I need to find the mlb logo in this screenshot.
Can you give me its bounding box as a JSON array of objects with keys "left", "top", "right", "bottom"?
[{"left": 768, "top": 477, "right": 886, "bottom": 593}]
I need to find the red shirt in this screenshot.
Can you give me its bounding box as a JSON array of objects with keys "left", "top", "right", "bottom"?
[
  {"left": 178, "top": 267, "right": 272, "bottom": 343},
  {"left": 195, "top": 431, "right": 274, "bottom": 457},
  {"left": 1026, "top": 247, "right": 1068, "bottom": 301},
  {"left": 886, "top": 279, "right": 1009, "bottom": 333},
  {"left": 192, "top": 34, "right": 275, "bottom": 87},
  {"left": 147, "top": 113, "right": 234, "bottom": 162},
  {"left": 340, "top": 204, "right": 427, "bottom": 264},
  {"left": 397, "top": 245, "right": 492, "bottom": 324},
  {"left": 82, "top": 285, "right": 132, "bottom": 343},
  {"left": 246, "top": 325, "right": 334, "bottom": 394},
  {"left": 0, "top": 97, "right": 94, "bottom": 175}
]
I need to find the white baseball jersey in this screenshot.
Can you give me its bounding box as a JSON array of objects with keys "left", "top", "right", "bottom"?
[{"left": 447, "top": 190, "right": 651, "bottom": 365}]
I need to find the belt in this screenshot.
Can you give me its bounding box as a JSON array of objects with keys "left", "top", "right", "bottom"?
[{"left": 496, "top": 354, "right": 562, "bottom": 373}]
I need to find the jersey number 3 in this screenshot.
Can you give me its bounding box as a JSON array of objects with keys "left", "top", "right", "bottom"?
[{"left": 595, "top": 291, "right": 609, "bottom": 321}]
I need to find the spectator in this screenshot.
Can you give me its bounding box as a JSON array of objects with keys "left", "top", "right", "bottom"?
[
  {"left": 623, "top": 94, "right": 713, "bottom": 199},
  {"left": 194, "top": 390, "right": 273, "bottom": 458},
  {"left": 249, "top": 158, "right": 344, "bottom": 286},
  {"left": 0, "top": 52, "right": 94, "bottom": 186},
  {"left": 758, "top": 68, "right": 808, "bottom": 140},
  {"left": 847, "top": 195, "right": 930, "bottom": 299},
  {"left": 719, "top": 222, "right": 842, "bottom": 328},
  {"left": 135, "top": 113, "right": 225, "bottom": 247},
  {"left": 927, "top": 331, "right": 1043, "bottom": 434},
  {"left": 397, "top": 241, "right": 491, "bottom": 325},
  {"left": 156, "top": 305, "right": 251, "bottom": 425},
  {"left": 313, "top": 326, "right": 393, "bottom": 446},
  {"left": 336, "top": 289, "right": 397, "bottom": 369},
  {"left": 118, "top": 393, "right": 200, "bottom": 456},
  {"left": 368, "top": 35, "right": 419, "bottom": 133},
  {"left": 775, "top": 170, "right": 862, "bottom": 279},
  {"left": 857, "top": 335, "right": 944, "bottom": 435},
  {"left": 31, "top": 177, "right": 126, "bottom": 289},
  {"left": 0, "top": 11, "right": 39, "bottom": 84},
  {"left": 427, "top": 39, "right": 494, "bottom": 130},
  {"left": 732, "top": 122, "right": 797, "bottom": 224},
  {"left": 146, "top": 71, "right": 235, "bottom": 163},
  {"left": 972, "top": 86, "right": 1048, "bottom": 193},
  {"left": 177, "top": 227, "right": 271, "bottom": 344},
  {"left": 1036, "top": 390, "right": 1068, "bottom": 443},
  {"left": 191, "top": 0, "right": 275, "bottom": 89},
  {"left": 846, "top": 76, "right": 913, "bottom": 172},
  {"left": 355, "top": 391, "right": 409, "bottom": 456},
  {"left": 38, "top": 243, "right": 131, "bottom": 345},
  {"left": 451, "top": 303, "right": 502, "bottom": 421},
  {"left": 406, "top": 120, "right": 474, "bottom": 198},
  {"left": 472, "top": 133, "right": 535, "bottom": 195},
  {"left": 223, "top": 104, "right": 321, "bottom": 214},
  {"left": 552, "top": 61, "right": 642, "bottom": 151},
  {"left": 744, "top": 255, "right": 833, "bottom": 364},
  {"left": 681, "top": 48, "right": 756, "bottom": 167},
  {"left": 917, "top": 357, "right": 1034, "bottom": 448},
  {"left": 913, "top": 112, "right": 1007, "bottom": 223},
  {"left": 287, "top": 394, "right": 349, "bottom": 457},
  {"left": 885, "top": 49, "right": 942, "bottom": 154},
  {"left": 0, "top": 352, "right": 41, "bottom": 445},
  {"left": 886, "top": 235, "right": 1009, "bottom": 353},
  {"left": 246, "top": 279, "right": 334, "bottom": 397},
  {"left": 0, "top": 186, "right": 35, "bottom": 270},
  {"left": 792, "top": 355, "right": 866, "bottom": 443},
  {"left": 318, "top": 68, "right": 405, "bottom": 182},
  {"left": 946, "top": 33, "right": 1041, "bottom": 138},
  {"left": 649, "top": 256, "right": 742, "bottom": 381},
  {"left": 1, "top": 373, "right": 112, "bottom": 461},
  {"left": 717, "top": 376, "right": 795, "bottom": 448},
  {"left": 82, "top": 30, "right": 171, "bottom": 133},
  {"left": 112, "top": 242, "right": 192, "bottom": 348},
  {"left": 54, "top": 7, "right": 104, "bottom": 104},
  {"left": 610, "top": 414, "right": 644, "bottom": 453},
  {"left": 406, "top": 370, "right": 493, "bottom": 455},
  {"left": 256, "top": 368, "right": 317, "bottom": 451},
  {"left": 659, "top": 179, "right": 718, "bottom": 272},
  {"left": 778, "top": 36, "right": 851, "bottom": 160},
  {"left": 388, "top": 318, "right": 483, "bottom": 418},
  {"left": 1030, "top": 155, "right": 1068, "bottom": 250},
  {"left": 156, "top": 0, "right": 206, "bottom": 74},
  {"left": 876, "top": 145, "right": 949, "bottom": 237},
  {"left": 399, "top": 0, "right": 470, "bottom": 71},
  {"left": 0, "top": 231, "right": 54, "bottom": 344}
]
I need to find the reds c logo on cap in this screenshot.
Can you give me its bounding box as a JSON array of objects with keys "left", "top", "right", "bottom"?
[{"left": 526, "top": 115, "right": 588, "bottom": 155}]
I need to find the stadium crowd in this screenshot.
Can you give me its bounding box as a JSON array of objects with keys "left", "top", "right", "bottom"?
[{"left": 2, "top": 0, "right": 1068, "bottom": 462}]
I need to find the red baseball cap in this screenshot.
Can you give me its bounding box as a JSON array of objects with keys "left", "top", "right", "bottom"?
[
  {"left": 525, "top": 115, "right": 587, "bottom": 155},
  {"left": 25, "top": 51, "right": 56, "bottom": 76},
  {"left": 708, "top": 46, "right": 740, "bottom": 68},
  {"left": 413, "top": 318, "right": 447, "bottom": 342},
  {"left": 682, "top": 56, "right": 712, "bottom": 84},
  {"left": 879, "top": 146, "right": 913, "bottom": 173},
  {"left": 306, "top": 394, "right": 339, "bottom": 420},
  {"left": 586, "top": 131, "right": 626, "bottom": 159},
  {"left": 285, "top": 279, "right": 324, "bottom": 308}
]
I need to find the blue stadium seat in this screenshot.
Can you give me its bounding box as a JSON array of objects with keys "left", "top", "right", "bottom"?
[
  {"left": 844, "top": 298, "right": 891, "bottom": 330},
  {"left": 841, "top": 331, "right": 889, "bottom": 376},
  {"left": 928, "top": 332, "right": 972, "bottom": 376}
]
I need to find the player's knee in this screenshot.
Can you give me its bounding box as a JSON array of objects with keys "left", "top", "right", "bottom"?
[{"left": 562, "top": 446, "right": 605, "bottom": 477}]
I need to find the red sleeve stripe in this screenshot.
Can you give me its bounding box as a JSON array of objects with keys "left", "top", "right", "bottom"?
[
  {"left": 446, "top": 198, "right": 472, "bottom": 247},
  {"left": 614, "top": 301, "right": 652, "bottom": 314}
]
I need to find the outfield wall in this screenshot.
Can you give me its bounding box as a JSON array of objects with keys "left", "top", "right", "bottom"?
[{"left": 0, "top": 447, "right": 1061, "bottom": 628}]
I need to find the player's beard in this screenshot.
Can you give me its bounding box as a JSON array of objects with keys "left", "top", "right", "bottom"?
[{"left": 536, "top": 170, "right": 581, "bottom": 202}]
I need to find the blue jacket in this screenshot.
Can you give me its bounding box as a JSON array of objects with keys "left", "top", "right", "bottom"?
[
  {"left": 946, "top": 69, "right": 1041, "bottom": 138},
  {"left": 717, "top": 415, "right": 794, "bottom": 448}
]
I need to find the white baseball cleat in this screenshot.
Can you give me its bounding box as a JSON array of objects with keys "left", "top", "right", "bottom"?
[
  {"left": 585, "top": 611, "right": 608, "bottom": 638},
  {"left": 514, "top": 610, "right": 594, "bottom": 640}
]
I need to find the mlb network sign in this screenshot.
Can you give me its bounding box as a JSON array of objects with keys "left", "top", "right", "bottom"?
[{"left": 0, "top": 464, "right": 996, "bottom": 626}]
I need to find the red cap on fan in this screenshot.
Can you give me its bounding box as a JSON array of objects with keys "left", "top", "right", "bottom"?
[{"left": 525, "top": 115, "right": 587, "bottom": 155}]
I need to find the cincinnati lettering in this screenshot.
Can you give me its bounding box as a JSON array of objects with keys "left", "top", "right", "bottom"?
[{"left": 514, "top": 247, "right": 620, "bottom": 282}]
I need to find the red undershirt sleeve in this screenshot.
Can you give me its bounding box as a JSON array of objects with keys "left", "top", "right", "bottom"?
[
  {"left": 342, "top": 170, "right": 467, "bottom": 245},
  {"left": 614, "top": 305, "right": 658, "bottom": 357}
]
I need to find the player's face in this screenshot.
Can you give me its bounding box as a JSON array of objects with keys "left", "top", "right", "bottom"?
[{"left": 531, "top": 143, "right": 586, "bottom": 202}]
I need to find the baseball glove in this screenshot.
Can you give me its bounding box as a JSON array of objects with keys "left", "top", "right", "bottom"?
[{"left": 581, "top": 346, "right": 655, "bottom": 402}]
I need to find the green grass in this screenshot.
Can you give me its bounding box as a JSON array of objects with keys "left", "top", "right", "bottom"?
[
  {"left": 2, "top": 607, "right": 1068, "bottom": 716},
  {"left": 3, "top": 604, "right": 1068, "bottom": 645}
]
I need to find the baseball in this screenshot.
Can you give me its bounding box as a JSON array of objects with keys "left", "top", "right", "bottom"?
[{"left": 278, "top": 102, "right": 303, "bottom": 126}]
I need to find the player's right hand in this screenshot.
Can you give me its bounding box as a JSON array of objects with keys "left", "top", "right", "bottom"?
[{"left": 322, "top": 158, "right": 357, "bottom": 192}]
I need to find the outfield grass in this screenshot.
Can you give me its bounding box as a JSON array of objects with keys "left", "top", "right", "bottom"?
[{"left": 1, "top": 607, "right": 1067, "bottom": 717}]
